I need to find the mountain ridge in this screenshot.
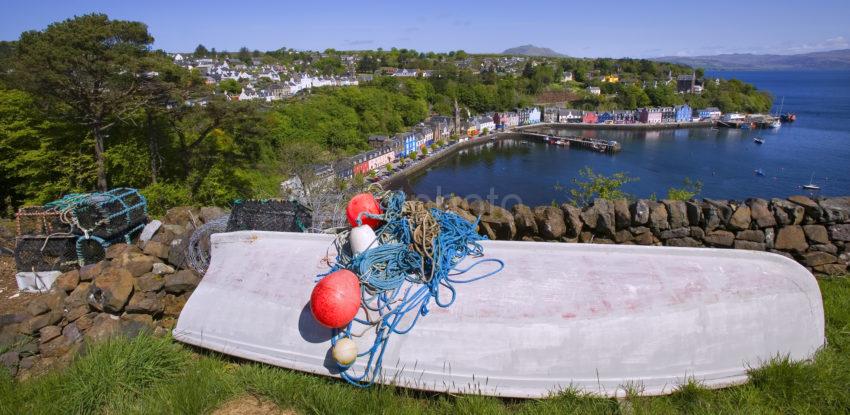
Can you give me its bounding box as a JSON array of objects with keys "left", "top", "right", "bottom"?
[
  {"left": 501, "top": 45, "right": 566, "bottom": 57},
  {"left": 651, "top": 49, "right": 850, "bottom": 70}
]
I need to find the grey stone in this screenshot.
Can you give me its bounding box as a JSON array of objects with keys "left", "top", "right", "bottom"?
[
  {"left": 200, "top": 206, "right": 229, "bottom": 223},
  {"left": 168, "top": 233, "right": 193, "bottom": 270},
  {"left": 810, "top": 244, "right": 839, "bottom": 255},
  {"left": 126, "top": 292, "right": 165, "bottom": 316},
  {"left": 788, "top": 195, "right": 822, "bottom": 221},
  {"left": 660, "top": 227, "right": 690, "bottom": 240},
  {"left": 580, "top": 206, "right": 598, "bottom": 229},
  {"left": 88, "top": 267, "right": 134, "bottom": 313},
  {"left": 480, "top": 206, "right": 516, "bottom": 240},
  {"left": 164, "top": 206, "right": 201, "bottom": 227},
  {"left": 533, "top": 206, "right": 566, "bottom": 240},
  {"left": 748, "top": 198, "right": 776, "bottom": 228},
  {"left": 1, "top": 351, "right": 19, "bottom": 377},
  {"left": 802, "top": 252, "right": 838, "bottom": 267},
  {"left": 814, "top": 263, "right": 848, "bottom": 275},
  {"left": 55, "top": 270, "right": 80, "bottom": 293},
  {"left": 631, "top": 200, "right": 650, "bottom": 225},
  {"left": 829, "top": 224, "right": 850, "bottom": 242},
  {"left": 121, "top": 254, "right": 156, "bottom": 277},
  {"left": 62, "top": 322, "right": 82, "bottom": 343},
  {"left": 142, "top": 241, "right": 170, "bottom": 259},
  {"left": 819, "top": 197, "right": 850, "bottom": 223},
  {"left": 704, "top": 230, "right": 735, "bottom": 247},
  {"left": 689, "top": 226, "right": 705, "bottom": 241},
  {"left": 704, "top": 199, "right": 733, "bottom": 225},
  {"left": 775, "top": 226, "right": 809, "bottom": 253},
  {"left": 772, "top": 198, "right": 805, "bottom": 225},
  {"left": 733, "top": 240, "right": 766, "bottom": 251},
  {"left": 613, "top": 199, "right": 631, "bottom": 229},
  {"left": 728, "top": 205, "right": 751, "bottom": 231},
  {"left": 134, "top": 273, "right": 165, "bottom": 292},
  {"left": 649, "top": 202, "right": 670, "bottom": 232},
  {"left": 19, "top": 311, "right": 62, "bottom": 334},
  {"left": 667, "top": 237, "right": 702, "bottom": 248},
  {"left": 803, "top": 225, "right": 830, "bottom": 244},
  {"left": 164, "top": 270, "right": 201, "bottom": 294},
  {"left": 591, "top": 199, "right": 615, "bottom": 237},
  {"left": 38, "top": 325, "right": 62, "bottom": 343},
  {"left": 78, "top": 261, "right": 108, "bottom": 282},
  {"left": 686, "top": 201, "right": 703, "bottom": 226},
  {"left": 511, "top": 204, "right": 537, "bottom": 237},
  {"left": 560, "top": 204, "right": 584, "bottom": 237},
  {"left": 64, "top": 282, "right": 92, "bottom": 310},
  {"left": 765, "top": 228, "right": 776, "bottom": 249},
  {"left": 151, "top": 262, "right": 175, "bottom": 275},
  {"left": 663, "top": 200, "right": 688, "bottom": 229},
  {"left": 736, "top": 229, "right": 765, "bottom": 243},
  {"left": 26, "top": 299, "right": 49, "bottom": 317}
]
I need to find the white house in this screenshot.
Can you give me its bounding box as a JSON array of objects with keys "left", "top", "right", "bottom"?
[{"left": 587, "top": 86, "right": 601, "bottom": 95}]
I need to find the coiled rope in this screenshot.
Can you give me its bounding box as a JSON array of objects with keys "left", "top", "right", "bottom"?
[{"left": 319, "top": 191, "right": 504, "bottom": 387}]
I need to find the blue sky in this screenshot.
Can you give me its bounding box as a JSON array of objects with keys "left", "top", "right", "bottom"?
[{"left": 3, "top": 0, "right": 849, "bottom": 57}]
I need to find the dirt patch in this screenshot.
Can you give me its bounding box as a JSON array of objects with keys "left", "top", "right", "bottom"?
[{"left": 212, "top": 395, "right": 295, "bottom": 415}]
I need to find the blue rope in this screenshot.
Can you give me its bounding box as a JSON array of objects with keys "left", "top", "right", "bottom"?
[{"left": 318, "top": 191, "right": 504, "bottom": 387}]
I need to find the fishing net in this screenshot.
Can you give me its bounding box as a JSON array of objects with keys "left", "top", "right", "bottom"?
[
  {"left": 187, "top": 215, "right": 230, "bottom": 275},
  {"left": 225, "top": 200, "right": 312, "bottom": 233},
  {"left": 14, "top": 235, "right": 78, "bottom": 272},
  {"left": 15, "top": 206, "right": 73, "bottom": 236},
  {"left": 49, "top": 188, "right": 148, "bottom": 239}
]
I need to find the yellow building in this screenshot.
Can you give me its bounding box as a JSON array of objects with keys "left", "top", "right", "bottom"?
[{"left": 602, "top": 74, "right": 620, "bottom": 83}]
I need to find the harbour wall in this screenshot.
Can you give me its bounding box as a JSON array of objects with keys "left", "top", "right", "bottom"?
[
  {"left": 431, "top": 195, "right": 850, "bottom": 276},
  {"left": 518, "top": 121, "right": 714, "bottom": 131}
]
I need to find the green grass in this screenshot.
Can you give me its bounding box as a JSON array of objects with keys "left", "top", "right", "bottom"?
[{"left": 2, "top": 277, "right": 849, "bottom": 414}]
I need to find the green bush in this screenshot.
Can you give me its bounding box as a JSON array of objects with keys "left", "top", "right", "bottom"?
[{"left": 140, "top": 182, "right": 192, "bottom": 217}]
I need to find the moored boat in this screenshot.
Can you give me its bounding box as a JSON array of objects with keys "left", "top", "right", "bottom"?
[
  {"left": 754, "top": 137, "right": 765, "bottom": 144},
  {"left": 781, "top": 113, "right": 797, "bottom": 122}
]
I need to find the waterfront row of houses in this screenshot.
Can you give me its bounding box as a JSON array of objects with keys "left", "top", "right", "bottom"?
[
  {"left": 319, "top": 108, "right": 542, "bottom": 181},
  {"left": 542, "top": 105, "right": 723, "bottom": 125}
]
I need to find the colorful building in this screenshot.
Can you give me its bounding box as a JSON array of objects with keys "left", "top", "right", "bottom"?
[
  {"left": 674, "top": 104, "right": 692, "bottom": 122},
  {"left": 582, "top": 111, "right": 598, "bottom": 124},
  {"left": 638, "top": 108, "right": 663, "bottom": 124}
]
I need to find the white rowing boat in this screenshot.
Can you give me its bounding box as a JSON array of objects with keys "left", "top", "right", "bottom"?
[{"left": 174, "top": 231, "right": 824, "bottom": 398}]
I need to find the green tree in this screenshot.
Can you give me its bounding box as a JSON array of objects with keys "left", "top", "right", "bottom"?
[
  {"left": 238, "top": 46, "right": 251, "bottom": 64},
  {"left": 561, "top": 167, "right": 638, "bottom": 207},
  {"left": 666, "top": 177, "right": 703, "bottom": 201},
  {"left": 194, "top": 44, "right": 209, "bottom": 57},
  {"left": 14, "top": 14, "right": 159, "bottom": 190},
  {"left": 218, "top": 79, "right": 242, "bottom": 94}
]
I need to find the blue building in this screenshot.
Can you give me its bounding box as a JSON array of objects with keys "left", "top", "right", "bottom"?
[
  {"left": 597, "top": 112, "right": 615, "bottom": 124},
  {"left": 697, "top": 107, "right": 722, "bottom": 120},
  {"left": 395, "top": 132, "right": 417, "bottom": 158},
  {"left": 674, "top": 104, "right": 692, "bottom": 122}
]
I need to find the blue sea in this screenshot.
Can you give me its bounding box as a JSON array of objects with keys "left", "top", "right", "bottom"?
[{"left": 401, "top": 71, "right": 850, "bottom": 208}]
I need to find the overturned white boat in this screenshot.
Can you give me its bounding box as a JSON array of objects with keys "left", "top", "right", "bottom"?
[{"left": 174, "top": 231, "right": 825, "bottom": 398}]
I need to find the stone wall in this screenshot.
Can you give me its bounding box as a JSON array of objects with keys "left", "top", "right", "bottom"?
[
  {"left": 0, "top": 206, "right": 227, "bottom": 379},
  {"left": 435, "top": 195, "right": 850, "bottom": 276}
]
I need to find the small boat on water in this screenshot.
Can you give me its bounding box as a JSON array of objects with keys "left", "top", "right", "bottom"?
[
  {"left": 754, "top": 137, "right": 765, "bottom": 144},
  {"left": 754, "top": 169, "right": 765, "bottom": 176},
  {"left": 781, "top": 113, "right": 797, "bottom": 122},
  {"left": 803, "top": 173, "right": 820, "bottom": 190},
  {"left": 770, "top": 119, "right": 782, "bottom": 128}
]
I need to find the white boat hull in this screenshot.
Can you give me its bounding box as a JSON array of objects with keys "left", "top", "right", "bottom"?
[{"left": 174, "top": 231, "right": 824, "bottom": 398}]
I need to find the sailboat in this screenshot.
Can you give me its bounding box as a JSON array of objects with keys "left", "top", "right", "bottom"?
[
  {"left": 770, "top": 97, "right": 784, "bottom": 128},
  {"left": 802, "top": 173, "right": 820, "bottom": 190},
  {"left": 753, "top": 137, "right": 765, "bottom": 144},
  {"left": 754, "top": 169, "right": 765, "bottom": 176}
]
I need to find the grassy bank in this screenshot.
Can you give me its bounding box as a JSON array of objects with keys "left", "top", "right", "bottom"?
[{"left": 3, "top": 277, "right": 849, "bottom": 414}]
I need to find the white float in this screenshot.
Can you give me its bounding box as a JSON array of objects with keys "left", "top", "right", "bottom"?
[
  {"left": 174, "top": 231, "right": 825, "bottom": 398},
  {"left": 15, "top": 271, "right": 62, "bottom": 293}
]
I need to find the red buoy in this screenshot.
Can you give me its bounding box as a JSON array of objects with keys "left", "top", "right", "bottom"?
[
  {"left": 310, "top": 269, "right": 361, "bottom": 328},
  {"left": 346, "top": 193, "right": 383, "bottom": 229}
]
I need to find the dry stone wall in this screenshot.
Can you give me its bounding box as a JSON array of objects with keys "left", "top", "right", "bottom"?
[{"left": 436, "top": 195, "right": 850, "bottom": 276}]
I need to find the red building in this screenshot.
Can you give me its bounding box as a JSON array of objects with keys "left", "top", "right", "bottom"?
[
  {"left": 352, "top": 155, "right": 370, "bottom": 175},
  {"left": 582, "top": 111, "right": 598, "bottom": 124}
]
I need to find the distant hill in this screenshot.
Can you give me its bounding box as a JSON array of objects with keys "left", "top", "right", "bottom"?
[
  {"left": 652, "top": 49, "right": 850, "bottom": 70},
  {"left": 502, "top": 45, "right": 566, "bottom": 57}
]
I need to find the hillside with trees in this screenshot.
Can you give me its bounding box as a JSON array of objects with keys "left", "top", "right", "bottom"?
[{"left": 0, "top": 14, "right": 773, "bottom": 216}]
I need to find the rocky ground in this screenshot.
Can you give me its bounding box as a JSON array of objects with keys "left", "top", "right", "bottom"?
[{"left": 0, "top": 205, "right": 227, "bottom": 379}]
